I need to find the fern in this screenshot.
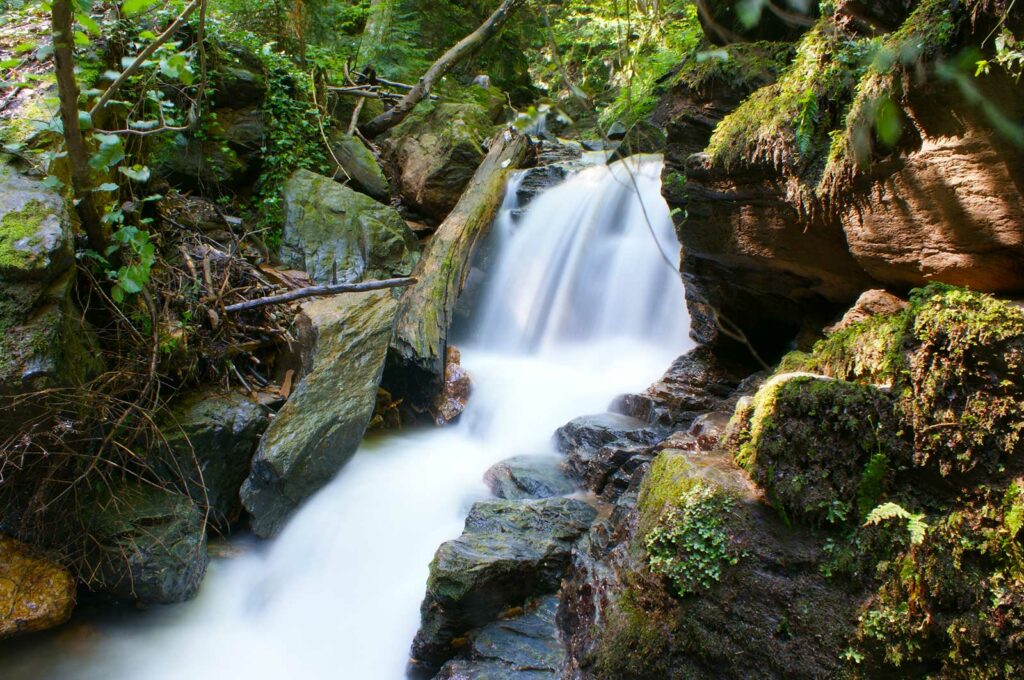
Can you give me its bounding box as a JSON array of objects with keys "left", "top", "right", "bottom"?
[{"left": 865, "top": 502, "right": 929, "bottom": 545}]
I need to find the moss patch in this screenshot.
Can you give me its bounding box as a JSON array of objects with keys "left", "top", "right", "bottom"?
[{"left": 0, "top": 199, "right": 53, "bottom": 271}]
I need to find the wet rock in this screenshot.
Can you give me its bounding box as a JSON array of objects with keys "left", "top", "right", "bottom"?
[
  {"left": 434, "top": 596, "right": 565, "bottom": 680},
  {"left": 0, "top": 536, "right": 75, "bottom": 639},
  {"left": 383, "top": 102, "right": 497, "bottom": 220},
  {"left": 210, "top": 46, "right": 266, "bottom": 108},
  {"left": 156, "top": 389, "right": 268, "bottom": 532},
  {"left": 411, "top": 497, "right": 596, "bottom": 674},
  {"left": 483, "top": 455, "right": 576, "bottom": 500},
  {"left": 606, "top": 122, "right": 627, "bottom": 140},
  {"left": 328, "top": 132, "right": 391, "bottom": 201},
  {"left": 555, "top": 413, "right": 661, "bottom": 494},
  {"left": 826, "top": 289, "right": 908, "bottom": 335},
  {"left": 280, "top": 169, "right": 419, "bottom": 284},
  {"left": 612, "top": 346, "right": 754, "bottom": 428},
  {"left": 515, "top": 164, "right": 568, "bottom": 207},
  {"left": 82, "top": 481, "right": 207, "bottom": 604},
  {"left": 432, "top": 346, "right": 471, "bottom": 425},
  {"left": 607, "top": 121, "right": 666, "bottom": 162},
  {"left": 241, "top": 290, "right": 398, "bottom": 537}
]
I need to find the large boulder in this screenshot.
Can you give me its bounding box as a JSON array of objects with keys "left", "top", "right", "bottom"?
[
  {"left": 241, "top": 290, "right": 398, "bottom": 537},
  {"left": 383, "top": 102, "right": 497, "bottom": 220},
  {"left": 411, "top": 497, "right": 596, "bottom": 674},
  {"left": 328, "top": 132, "right": 390, "bottom": 201},
  {"left": 82, "top": 481, "right": 207, "bottom": 604},
  {"left": 156, "top": 389, "right": 268, "bottom": 532},
  {"left": 555, "top": 413, "right": 661, "bottom": 494},
  {"left": 280, "top": 169, "right": 419, "bottom": 284},
  {"left": 0, "top": 536, "right": 75, "bottom": 639}
]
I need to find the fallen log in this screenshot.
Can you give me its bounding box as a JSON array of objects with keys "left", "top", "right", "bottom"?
[
  {"left": 223, "top": 277, "right": 415, "bottom": 313},
  {"left": 386, "top": 128, "right": 531, "bottom": 403}
]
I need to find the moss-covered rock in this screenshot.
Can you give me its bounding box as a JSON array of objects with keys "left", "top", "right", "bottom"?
[
  {"left": 734, "top": 373, "right": 909, "bottom": 527},
  {"left": 156, "top": 389, "right": 268, "bottom": 533},
  {"left": 0, "top": 536, "right": 75, "bottom": 639},
  {"left": 280, "top": 169, "right": 419, "bottom": 284},
  {"left": 383, "top": 101, "right": 498, "bottom": 220},
  {"left": 0, "top": 159, "right": 72, "bottom": 283},
  {"left": 327, "top": 132, "right": 390, "bottom": 201},
  {"left": 82, "top": 481, "right": 207, "bottom": 604}
]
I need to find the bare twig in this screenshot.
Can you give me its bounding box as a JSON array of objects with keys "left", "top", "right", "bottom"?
[{"left": 223, "top": 277, "right": 416, "bottom": 313}]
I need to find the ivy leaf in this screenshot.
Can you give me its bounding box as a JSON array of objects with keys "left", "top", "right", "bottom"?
[
  {"left": 138, "top": 29, "right": 158, "bottom": 40},
  {"left": 94, "top": 182, "right": 120, "bottom": 192},
  {"left": 76, "top": 12, "right": 101, "bottom": 36},
  {"left": 78, "top": 109, "right": 93, "bottom": 131},
  {"left": 119, "top": 164, "right": 151, "bottom": 182},
  {"left": 88, "top": 132, "right": 125, "bottom": 170},
  {"left": 42, "top": 175, "right": 65, "bottom": 190},
  {"left": 111, "top": 284, "right": 126, "bottom": 303}
]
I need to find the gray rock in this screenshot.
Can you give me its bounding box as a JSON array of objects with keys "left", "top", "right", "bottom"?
[
  {"left": 0, "top": 158, "right": 72, "bottom": 283},
  {"left": 411, "top": 497, "right": 596, "bottom": 674},
  {"left": 434, "top": 596, "right": 564, "bottom": 680},
  {"left": 152, "top": 133, "right": 248, "bottom": 189},
  {"left": 83, "top": 481, "right": 207, "bottom": 604},
  {"left": 329, "top": 133, "right": 391, "bottom": 201},
  {"left": 483, "top": 455, "right": 576, "bottom": 500},
  {"left": 280, "top": 169, "right": 419, "bottom": 284},
  {"left": 157, "top": 389, "right": 267, "bottom": 532},
  {"left": 384, "top": 102, "right": 497, "bottom": 220},
  {"left": 555, "top": 413, "right": 661, "bottom": 495},
  {"left": 241, "top": 290, "right": 398, "bottom": 537}
]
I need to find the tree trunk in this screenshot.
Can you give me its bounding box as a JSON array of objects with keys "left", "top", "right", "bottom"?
[
  {"left": 357, "top": 0, "right": 394, "bottom": 67},
  {"left": 51, "top": 0, "right": 105, "bottom": 252},
  {"left": 360, "top": 0, "right": 526, "bottom": 138},
  {"left": 385, "top": 129, "right": 531, "bottom": 403}
]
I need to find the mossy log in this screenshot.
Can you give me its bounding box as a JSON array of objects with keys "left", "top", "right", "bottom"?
[{"left": 387, "top": 129, "right": 530, "bottom": 403}]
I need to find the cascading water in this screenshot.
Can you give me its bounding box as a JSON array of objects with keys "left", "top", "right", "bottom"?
[{"left": 4, "top": 154, "right": 691, "bottom": 680}]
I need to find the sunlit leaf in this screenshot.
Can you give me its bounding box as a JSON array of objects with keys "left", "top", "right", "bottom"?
[
  {"left": 94, "top": 182, "right": 120, "bottom": 192},
  {"left": 123, "top": 0, "right": 161, "bottom": 16},
  {"left": 88, "top": 132, "right": 125, "bottom": 170},
  {"left": 119, "top": 164, "right": 151, "bottom": 182}
]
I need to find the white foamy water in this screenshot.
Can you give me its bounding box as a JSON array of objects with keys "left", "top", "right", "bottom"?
[{"left": 11, "top": 154, "right": 691, "bottom": 680}]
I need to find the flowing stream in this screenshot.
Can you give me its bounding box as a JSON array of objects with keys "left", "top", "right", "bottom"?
[{"left": 5, "top": 154, "right": 691, "bottom": 680}]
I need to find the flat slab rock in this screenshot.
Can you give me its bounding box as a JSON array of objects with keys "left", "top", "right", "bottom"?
[
  {"left": 411, "top": 497, "right": 596, "bottom": 674},
  {"left": 483, "top": 455, "right": 576, "bottom": 500},
  {"left": 434, "top": 596, "right": 565, "bottom": 679}
]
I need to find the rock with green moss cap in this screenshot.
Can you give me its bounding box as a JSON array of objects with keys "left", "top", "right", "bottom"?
[
  {"left": 411, "top": 497, "right": 596, "bottom": 674},
  {"left": 155, "top": 389, "right": 268, "bottom": 532},
  {"left": 328, "top": 132, "right": 390, "bottom": 201},
  {"left": 82, "top": 481, "right": 207, "bottom": 604},
  {"left": 241, "top": 290, "right": 399, "bottom": 537},
  {"left": 0, "top": 159, "right": 72, "bottom": 283},
  {"left": 280, "top": 169, "right": 419, "bottom": 284},
  {"left": 383, "top": 101, "right": 498, "bottom": 220}
]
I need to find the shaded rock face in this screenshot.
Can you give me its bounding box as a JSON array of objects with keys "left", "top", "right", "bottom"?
[
  {"left": 280, "top": 169, "right": 419, "bottom": 285},
  {"left": 0, "top": 161, "right": 98, "bottom": 402},
  {"left": 328, "top": 132, "right": 391, "bottom": 201},
  {"left": 826, "top": 288, "right": 907, "bottom": 334},
  {"left": 434, "top": 596, "right": 566, "bottom": 680},
  {"left": 0, "top": 537, "right": 75, "bottom": 639},
  {"left": 607, "top": 121, "right": 667, "bottom": 163},
  {"left": 83, "top": 482, "right": 207, "bottom": 604},
  {"left": 411, "top": 497, "right": 596, "bottom": 675},
  {"left": 383, "top": 102, "right": 497, "bottom": 220},
  {"left": 241, "top": 291, "right": 398, "bottom": 537},
  {"left": 157, "top": 389, "right": 267, "bottom": 532},
  {"left": 484, "top": 455, "right": 577, "bottom": 500}
]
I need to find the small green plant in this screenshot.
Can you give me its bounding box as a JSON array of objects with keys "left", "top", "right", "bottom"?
[
  {"left": 645, "top": 482, "right": 739, "bottom": 597},
  {"left": 865, "top": 502, "right": 929, "bottom": 545},
  {"left": 105, "top": 225, "right": 157, "bottom": 303}
]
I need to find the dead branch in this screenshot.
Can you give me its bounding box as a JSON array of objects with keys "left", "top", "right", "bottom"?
[{"left": 223, "top": 277, "right": 416, "bottom": 313}]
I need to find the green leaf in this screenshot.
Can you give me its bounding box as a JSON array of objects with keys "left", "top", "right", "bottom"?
[
  {"left": 874, "top": 97, "right": 903, "bottom": 147},
  {"left": 119, "top": 164, "right": 151, "bottom": 182},
  {"left": 74, "top": 31, "right": 91, "bottom": 47},
  {"left": 123, "top": 0, "right": 161, "bottom": 15},
  {"left": 78, "top": 110, "right": 93, "bottom": 131},
  {"left": 0, "top": 58, "right": 20, "bottom": 69},
  {"left": 94, "top": 182, "right": 120, "bottom": 192},
  {"left": 41, "top": 175, "right": 65, "bottom": 190},
  {"left": 76, "top": 12, "right": 101, "bottom": 36},
  {"left": 111, "top": 284, "right": 125, "bottom": 303},
  {"left": 138, "top": 29, "right": 158, "bottom": 40},
  {"left": 88, "top": 132, "right": 125, "bottom": 170},
  {"left": 14, "top": 42, "right": 37, "bottom": 55}
]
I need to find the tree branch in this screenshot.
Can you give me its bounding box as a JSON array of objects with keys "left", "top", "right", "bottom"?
[{"left": 223, "top": 277, "right": 416, "bottom": 313}]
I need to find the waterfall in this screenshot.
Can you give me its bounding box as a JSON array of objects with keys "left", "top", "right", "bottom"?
[{"left": 8, "top": 154, "right": 691, "bottom": 680}]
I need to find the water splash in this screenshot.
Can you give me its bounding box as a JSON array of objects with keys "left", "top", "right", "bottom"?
[{"left": 10, "top": 155, "right": 691, "bottom": 680}]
